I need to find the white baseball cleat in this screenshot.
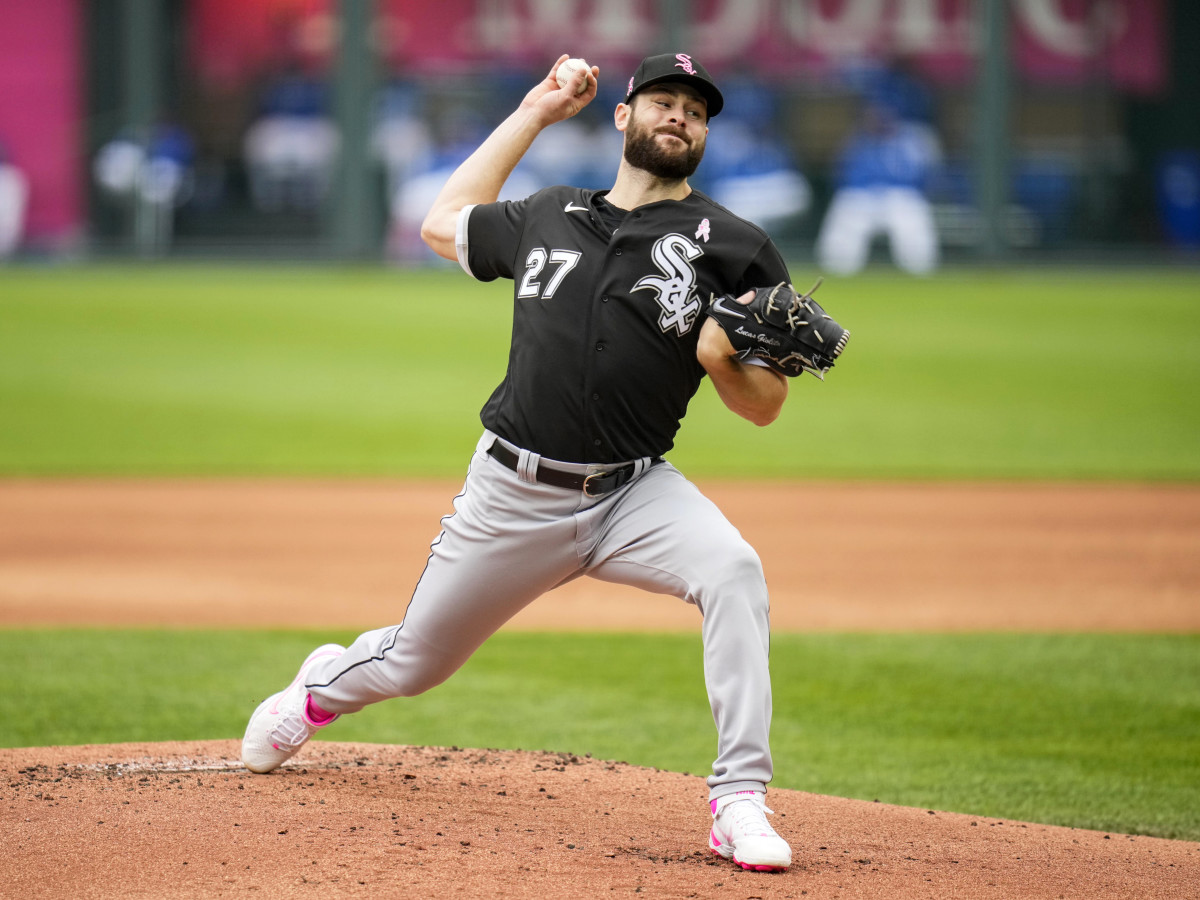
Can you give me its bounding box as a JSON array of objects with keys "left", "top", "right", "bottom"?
[
  {"left": 709, "top": 791, "right": 792, "bottom": 872},
  {"left": 241, "top": 643, "right": 345, "bottom": 774}
]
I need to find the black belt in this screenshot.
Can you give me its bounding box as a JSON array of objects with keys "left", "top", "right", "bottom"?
[{"left": 487, "top": 442, "right": 660, "bottom": 498}]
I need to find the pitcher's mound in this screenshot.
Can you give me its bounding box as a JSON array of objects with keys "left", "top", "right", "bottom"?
[{"left": 3, "top": 741, "right": 1196, "bottom": 898}]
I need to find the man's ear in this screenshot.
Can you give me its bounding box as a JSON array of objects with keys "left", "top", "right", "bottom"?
[{"left": 614, "top": 102, "right": 631, "bottom": 133}]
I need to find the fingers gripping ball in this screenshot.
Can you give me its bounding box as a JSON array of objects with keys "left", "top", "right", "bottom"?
[
  {"left": 707, "top": 281, "right": 850, "bottom": 379},
  {"left": 556, "top": 58, "right": 590, "bottom": 94}
]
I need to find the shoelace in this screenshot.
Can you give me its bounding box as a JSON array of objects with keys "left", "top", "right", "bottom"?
[
  {"left": 724, "top": 799, "right": 776, "bottom": 837},
  {"left": 270, "top": 713, "right": 311, "bottom": 749}
]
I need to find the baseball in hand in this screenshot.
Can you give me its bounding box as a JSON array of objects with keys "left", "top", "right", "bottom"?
[{"left": 556, "top": 58, "right": 590, "bottom": 94}]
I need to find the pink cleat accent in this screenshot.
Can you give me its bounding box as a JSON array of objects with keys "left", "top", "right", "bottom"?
[
  {"left": 241, "top": 644, "right": 345, "bottom": 773},
  {"left": 708, "top": 791, "right": 791, "bottom": 872}
]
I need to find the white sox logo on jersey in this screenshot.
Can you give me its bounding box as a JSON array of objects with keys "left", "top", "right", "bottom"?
[{"left": 632, "top": 233, "right": 704, "bottom": 336}]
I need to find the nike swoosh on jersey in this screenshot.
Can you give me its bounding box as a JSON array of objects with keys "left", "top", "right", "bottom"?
[
  {"left": 711, "top": 297, "right": 748, "bottom": 319},
  {"left": 564, "top": 202, "right": 588, "bottom": 213}
]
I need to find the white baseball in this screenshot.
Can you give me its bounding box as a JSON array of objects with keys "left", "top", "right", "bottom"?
[{"left": 556, "top": 58, "right": 589, "bottom": 94}]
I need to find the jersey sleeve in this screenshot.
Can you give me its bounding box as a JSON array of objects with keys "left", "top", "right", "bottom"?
[
  {"left": 457, "top": 197, "right": 529, "bottom": 283},
  {"left": 735, "top": 237, "right": 792, "bottom": 295}
]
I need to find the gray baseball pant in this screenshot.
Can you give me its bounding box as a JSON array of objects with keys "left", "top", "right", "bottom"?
[{"left": 306, "top": 430, "right": 774, "bottom": 801}]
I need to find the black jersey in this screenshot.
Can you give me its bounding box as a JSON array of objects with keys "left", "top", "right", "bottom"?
[{"left": 460, "top": 185, "right": 791, "bottom": 464}]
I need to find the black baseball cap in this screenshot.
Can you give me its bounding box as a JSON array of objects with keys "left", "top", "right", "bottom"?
[{"left": 625, "top": 52, "right": 724, "bottom": 118}]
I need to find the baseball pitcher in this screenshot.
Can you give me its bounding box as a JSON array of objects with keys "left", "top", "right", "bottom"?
[{"left": 241, "top": 52, "right": 849, "bottom": 873}]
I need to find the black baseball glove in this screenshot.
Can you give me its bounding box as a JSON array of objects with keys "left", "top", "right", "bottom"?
[{"left": 706, "top": 280, "right": 850, "bottom": 379}]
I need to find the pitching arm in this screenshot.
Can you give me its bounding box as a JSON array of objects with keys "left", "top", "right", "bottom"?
[{"left": 421, "top": 55, "right": 598, "bottom": 261}]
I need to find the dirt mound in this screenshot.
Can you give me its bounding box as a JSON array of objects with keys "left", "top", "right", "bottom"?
[{"left": 3, "top": 741, "right": 1197, "bottom": 899}]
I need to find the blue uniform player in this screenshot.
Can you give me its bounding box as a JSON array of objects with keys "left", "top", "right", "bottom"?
[{"left": 816, "top": 98, "right": 942, "bottom": 275}]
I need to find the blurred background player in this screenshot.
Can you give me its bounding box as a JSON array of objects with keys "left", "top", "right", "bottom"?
[
  {"left": 0, "top": 139, "right": 28, "bottom": 259},
  {"left": 815, "top": 90, "right": 942, "bottom": 276}
]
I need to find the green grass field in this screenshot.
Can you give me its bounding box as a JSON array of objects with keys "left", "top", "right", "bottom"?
[
  {"left": 1, "top": 263, "right": 1198, "bottom": 842},
  {"left": 2, "top": 263, "right": 1198, "bottom": 478}
]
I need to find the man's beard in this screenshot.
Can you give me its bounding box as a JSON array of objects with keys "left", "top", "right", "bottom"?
[{"left": 623, "top": 113, "right": 705, "bottom": 179}]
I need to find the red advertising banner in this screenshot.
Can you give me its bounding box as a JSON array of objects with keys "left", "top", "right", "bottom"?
[
  {"left": 1012, "top": 0, "right": 1167, "bottom": 94},
  {"left": 188, "top": 0, "right": 1167, "bottom": 95},
  {"left": 188, "top": 0, "right": 334, "bottom": 84},
  {"left": 0, "top": 0, "right": 83, "bottom": 246}
]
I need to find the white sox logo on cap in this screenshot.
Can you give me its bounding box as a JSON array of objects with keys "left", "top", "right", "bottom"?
[{"left": 624, "top": 52, "right": 724, "bottom": 117}]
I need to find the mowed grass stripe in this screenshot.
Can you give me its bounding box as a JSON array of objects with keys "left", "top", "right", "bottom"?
[{"left": 1, "top": 264, "right": 1198, "bottom": 478}]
